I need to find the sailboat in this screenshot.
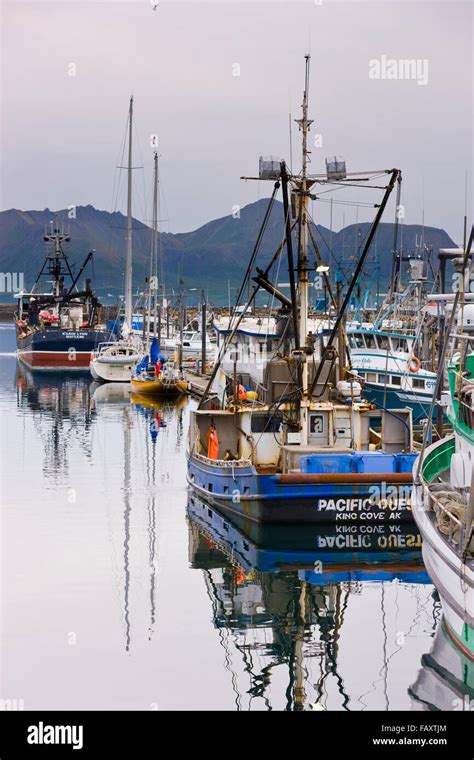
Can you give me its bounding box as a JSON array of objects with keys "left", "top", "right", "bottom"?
[
  {"left": 131, "top": 336, "right": 188, "bottom": 398},
  {"left": 90, "top": 97, "right": 141, "bottom": 382},
  {"left": 131, "top": 150, "right": 188, "bottom": 399},
  {"left": 186, "top": 55, "right": 417, "bottom": 524},
  {"left": 412, "top": 228, "right": 474, "bottom": 661}
]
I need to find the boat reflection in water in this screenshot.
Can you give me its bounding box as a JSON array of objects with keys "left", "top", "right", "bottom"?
[
  {"left": 16, "top": 363, "right": 97, "bottom": 480},
  {"left": 187, "top": 493, "right": 432, "bottom": 710},
  {"left": 92, "top": 387, "right": 186, "bottom": 651},
  {"left": 14, "top": 365, "right": 185, "bottom": 657},
  {"left": 409, "top": 619, "right": 474, "bottom": 711}
]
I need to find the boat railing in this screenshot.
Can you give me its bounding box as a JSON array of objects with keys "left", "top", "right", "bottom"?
[
  {"left": 193, "top": 452, "right": 252, "bottom": 468},
  {"left": 419, "top": 480, "right": 470, "bottom": 552}
]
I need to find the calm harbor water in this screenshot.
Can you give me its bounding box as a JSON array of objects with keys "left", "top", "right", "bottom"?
[{"left": 0, "top": 323, "right": 445, "bottom": 711}]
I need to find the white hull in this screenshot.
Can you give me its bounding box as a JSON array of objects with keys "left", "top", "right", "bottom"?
[
  {"left": 90, "top": 359, "right": 137, "bottom": 383},
  {"left": 412, "top": 479, "right": 474, "bottom": 656},
  {"left": 410, "top": 620, "right": 473, "bottom": 710},
  {"left": 90, "top": 343, "right": 141, "bottom": 383}
]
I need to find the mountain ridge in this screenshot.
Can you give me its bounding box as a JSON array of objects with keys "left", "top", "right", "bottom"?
[{"left": 0, "top": 201, "right": 457, "bottom": 304}]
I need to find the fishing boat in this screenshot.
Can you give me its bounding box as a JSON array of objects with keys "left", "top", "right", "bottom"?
[
  {"left": 14, "top": 227, "right": 108, "bottom": 370},
  {"left": 347, "top": 254, "right": 439, "bottom": 420},
  {"left": 412, "top": 232, "right": 474, "bottom": 661},
  {"left": 90, "top": 97, "right": 141, "bottom": 382},
  {"left": 131, "top": 337, "right": 188, "bottom": 398},
  {"left": 347, "top": 327, "right": 436, "bottom": 420},
  {"left": 187, "top": 56, "right": 417, "bottom": 524},
  {"left": 161, "top": 323, "right": 216, "bottom": 365}
]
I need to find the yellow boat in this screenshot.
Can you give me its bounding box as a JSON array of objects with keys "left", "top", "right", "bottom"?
[{"left": 131, "top": 374, "right": 188, "bottom": 398}]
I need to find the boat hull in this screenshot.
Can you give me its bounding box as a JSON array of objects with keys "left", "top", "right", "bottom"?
[
  {"left": 410, "top": 620, "right": 474, "bottom": 711},
  {"left": 131, "top": 378, "right": 188, "bottom": 398},
  {"left": 412, "top": 474, "right": 474, "bottom": 660},
  {"left": 187, "top": 455, "right": 414, "bottom": 524},
  {"left": 16, "top": 328, "right": 109, "bottom": 371},
  {"left": 90, "top": 357, "right": 139, "bottom": 383},
  {"left": 362, "top": 381, "right": 432, "bottom": 421},
  {"left": 188, "top": 491, "right": 427, "bottom": 578}
]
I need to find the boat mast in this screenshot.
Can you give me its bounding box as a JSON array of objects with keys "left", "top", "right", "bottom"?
[
  {"left": 148, "top": 149, "right": 159, "bottom": 338},
  {"left": 124, "top": 96, "right": 134, "bottom": 331},
  {"left": 295, "top": 55, "right": 314, "bottom": 443}
]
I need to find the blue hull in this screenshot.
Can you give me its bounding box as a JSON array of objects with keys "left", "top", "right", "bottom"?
[
  {"left": 362, "top": 382, "right": 431, "bottom": 421},
  {"left": 187, "top": 453, "right": 416, "bottom": 524},
  {"left": 187, "top": 494, "right": 429, "bottom": 582}
]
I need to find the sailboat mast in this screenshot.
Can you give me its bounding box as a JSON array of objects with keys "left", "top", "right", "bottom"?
[
  {"left": 124, "top": 96, "right": 134, "bottom": 331},
  {"left": 146, "top": 150, "right": 159, "bottom": 340},
  {"left": 152, "top": 151, "right": 159, "bottom": 337}
]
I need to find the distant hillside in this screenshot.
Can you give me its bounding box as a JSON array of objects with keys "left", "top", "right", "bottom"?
[{"left": 0, "top": 201, "right": 457, "bottom": 305}]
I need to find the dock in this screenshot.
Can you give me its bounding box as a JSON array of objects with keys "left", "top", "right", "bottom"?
[{"left": 185, "top": 370, "right": 210, "bottom": 398}]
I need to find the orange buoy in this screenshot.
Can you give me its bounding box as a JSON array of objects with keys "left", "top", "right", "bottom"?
[
  {"left": 236, "top": 384, "right": 247, "bottom": 401},
  {"left": 408, "top": 355, "right": 421, "bottom": 373}
]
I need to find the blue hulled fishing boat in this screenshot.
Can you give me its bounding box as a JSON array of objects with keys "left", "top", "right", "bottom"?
[
  {"left": 187, "top": 56, "right": 417, "bottom": 524},
  {"left": 14, "top": 226, "right": 108, "bottom": 371}
]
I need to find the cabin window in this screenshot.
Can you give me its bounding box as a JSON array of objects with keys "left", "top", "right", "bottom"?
[
  {"left": 366, "top": 373, "right": 377, "bottom": 382},
  {"left": 413, "top": 378, "right": 425, "bottom": 389},
  {"left": 365, "top": 334, "right": 376, "bottom": 349},
  {"left": 250, "top": 413, "right": 282, "bottom": 433},
  {"left": 392, "top": 375, "right": 401, "bottom": 386},
  {"left": 378, "top": 335, "right": 390, "bottom": 350},
  {"left": 354, "top": 333, "right": 365, "bottom": 348},
  {"left": 378, "top": 374, "right": 388, "bottom": 385},
  {"left": 392, "top": 337, "right": 406, "bottom": 352}
]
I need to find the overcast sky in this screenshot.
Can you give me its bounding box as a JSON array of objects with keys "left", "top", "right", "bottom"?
[{"left": 1, "top": 0, "right": 472, "bottom": 241}]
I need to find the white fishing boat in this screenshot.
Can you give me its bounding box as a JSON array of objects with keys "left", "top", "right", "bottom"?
[
  {"left": 161, "top": 326, "right": 216, "bottom": 364},
  {"left": 348, "top": 327, "right": 436, "bottom": 420},
  {"left": 412, "top": 236, "right": 474, "bottom": 662},
  {"left": 89, "top": 97, "right": 141, "bottom": 383}
]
